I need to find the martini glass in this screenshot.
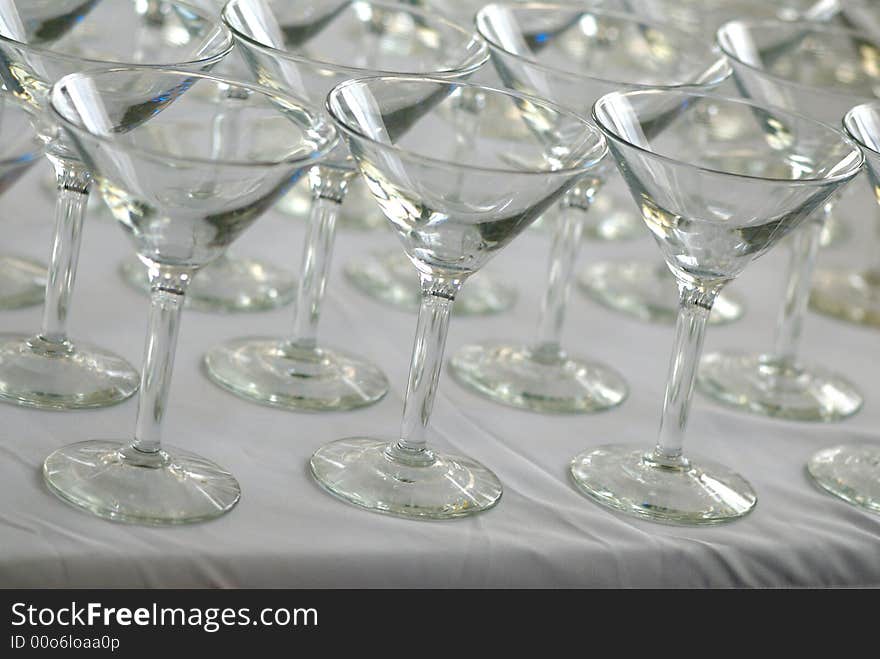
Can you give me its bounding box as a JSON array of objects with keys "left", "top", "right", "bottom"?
[
  {"left": 0, "top": 0, "right": 232, "bottom": 409},
  {"left": 0, "top": 96, "right": 45, "bottom": 310},
  {"left": 43, "top": 67, "right": 337, "bottom": 524},
  {"left": 312, "top": 76, "right": 608, "bottom": 519},
  {"left": 116, "top": 3, "right": 296, "bottom": 313},
  {"left": 448, "top": 3, "right": 729, "bottom": 414},
  {"left": 572, "top": 89, "right": 863, "bottom": 524},
  {"left": 809, "top": 0, "right": 880, "bottom": 326},
  {"left": 805, "top": 101, "right": 880, "bottom": 515},
  {"left": 205, "top": 0, "right": 487, "bottom": 412},
  {"left": 699, "top": 20, "right": 876, "bottom": 422}
]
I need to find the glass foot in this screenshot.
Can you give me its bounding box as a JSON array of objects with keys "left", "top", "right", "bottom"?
[
  {"left": 570, "top": 445, "right": 757, "bottom": 525},
  {"left": 807, "top": 444, "right": 880, "bottom": 514},
  {"left": 43, "top": 440, "right": 240, "bottom": 524},
  {"left": 120, "top": 255, "right": 296, "bottom": 313},
  {"left": 448, "top": 342, "right": 628, "bottom": 413},
  {"left": 697, "top": 351, "right": 863, "bottom": 422},
  {"left": 344, "top": 250, "right": 517, "bottom": 316},
  {"left": 203, "top": 338, "right": 389, "bottom": 411},
  {"left": 0, "top": 254, "right": 46, "bottom": 309},
  {"left": 0, "top": 334, "right": 138, "bottom": 410},
  {"left": 810, "top": 267, "right": 880, "bottom": 327},
  {"left": 578, "top": 260, "right": 744, "bottom": 325},
  {"left": 310, "top": 437, "right": 502, "bottom": 519}
]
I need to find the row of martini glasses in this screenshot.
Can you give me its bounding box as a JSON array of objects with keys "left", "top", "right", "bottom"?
[
  {"left": 4, "top": 0, "right": 876, "bottom": 425},
  {"left": 0, "top": 0, "right": 875, "bottom": 525}
]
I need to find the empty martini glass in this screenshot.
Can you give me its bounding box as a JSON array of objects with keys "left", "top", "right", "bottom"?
[
  {"left": 43, "top": 67, "right": 337, "bottom": 524},
  {"left": 0, "top": 0, "right": 232, "bottom": 409},
  {"left": 699, "top": 19, "right": 877, "bottom": 422},
  {"left": 572, "top": 89, "right": 863, "bottom": 524},
  {"left": 806, "top": 101, "right": 880, "bottom": 515},
  {"left": 115, "top": 7, "right": 298, "bottom": 314},
  {"left": 312, "top": 76, "right": 608, "bottom": 519},
  {"left": 448, "top": 3, "right": 730, "bottom": 414},
  {"left": 0, "top": 96, "right": 45, "bottom": 310},
  {"left": 116, "top": 86, "right": 301, "bottom": 314},
  {"left": 205, "top": 0, "right": 488, "bottom": 411},
  {"left": 808, "top": 1, "right": 880, "bottom": 326}
]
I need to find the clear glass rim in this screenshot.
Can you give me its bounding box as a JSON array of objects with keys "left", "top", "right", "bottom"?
[
  {"left": 476, "top": 2, "right": 732, "bottom": 89},
  {"left": 844, "top": 101, "right": 880, "bottom": 157},
  {"left": 592, "top": 89, "right": 864, "bottom": 186},
  {"left": 49, "top": 67, "right": 339, "bottom": 170},
  {"left": 0, "top": 0, "right": 233, "bottom": 71},
  {"left": 326, "top": 75, "right": 608, "bottom": 178},
  {"left": 0, "top": 98, "right": 41, "bottom": 166},
  {"left": 717, "top": 18, "right": 880, "bottom": 102},
  {"left": 221, "top": 0, "right": 489, "bottom": 79}
]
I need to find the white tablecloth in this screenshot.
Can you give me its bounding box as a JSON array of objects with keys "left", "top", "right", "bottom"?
[{"left": 0, "top": 148, "right": 878, "bottom": 589}]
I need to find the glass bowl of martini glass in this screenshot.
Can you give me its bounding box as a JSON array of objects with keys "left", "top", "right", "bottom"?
[
  {"left": 571, "top": 88, "right": 863, "bottom": 525},
  {"left": 42, "top": 67, "right": 337, "bottom": 524},
  {"left": 0, "top": 0, "right": 232, "bottom": 409},
  {"left": 204, "top": 0, "right": 488, "bottom": 412},
  {"left": 310, "top": 75, "right": 609, "bottom": 519}
]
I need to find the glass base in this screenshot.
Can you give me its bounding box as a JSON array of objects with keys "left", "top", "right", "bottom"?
[
  {"left": 448, "top": 342, "right": 628, "bottom": 413},
  {"left": 578, "top": 260, "right": 744, "bottom": 325},
  {"left": 310, "top": 437, "right": 502, "bottom": 519},
  {"left": 344, "top": 250, "right": 516, "bottom": 316},
  {"left": 570, "top": 445, "right": 757, "bottom": 525},
  {"left": 807, "top": 444, "right": 880, "bottom": 514},
  {"left": 0, "top": 254, "right": 46, "bottom": 309},
  {"left": 120, "top": 256, "right": 296, "bottom": 313},
  {"left": 0, "top": 334, "right": 139, "bottom": 410},
  {"left": 697, "top": 351, "right": 863, "bottom": 422},
  {"left": 43, "top": 440, "right": 240, "bottom": 524},
  {"left": 203, "top": 338, "right": 389, "bottom": 411},
  {"left": 810, "top": 267, "right": 880, "bottom": 327}
]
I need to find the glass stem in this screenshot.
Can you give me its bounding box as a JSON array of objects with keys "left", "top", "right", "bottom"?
[
  {"left": 288, "top": 167, "right": 348, "bottom": 351},
  {"left": 130, "top": 267, "right": 192, "bottom": 456},
  {"left": 653, "top": 282, "right": 718, "bottom": 467},
  {"left": 532, "top": 196, "right": 587, "bottom": 361},
  {"left": 388, "top": 275, "right": 461, "bottom": 465},
  {"left": 40, "top": 159, "right": 91, "bottom": 345},
  {"left": 772, "top": 214, "right": 823, "bottom": 365}
]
